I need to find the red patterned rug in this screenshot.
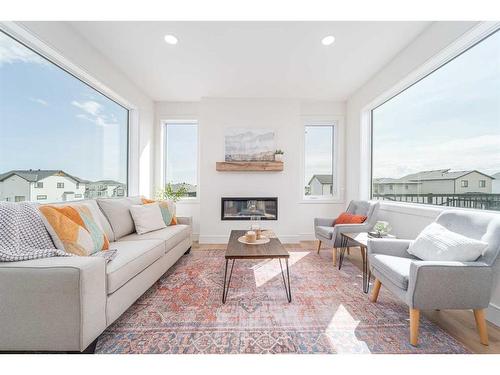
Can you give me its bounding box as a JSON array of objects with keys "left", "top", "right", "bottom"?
[{"left": 96, "top": 249, "right": 470, "bottom": 354}]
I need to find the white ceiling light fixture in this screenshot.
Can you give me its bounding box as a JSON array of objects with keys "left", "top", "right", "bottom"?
[
  {"left": 164, "top": 34, "right": 178, "bottom": 45},
  {"left": 321, "top": 35, "right": 335, "bottom": 46}
]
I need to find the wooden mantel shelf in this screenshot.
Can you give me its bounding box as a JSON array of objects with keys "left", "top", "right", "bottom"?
[{"left": 216, "top": 161, "right": 284, "bottom": 172}]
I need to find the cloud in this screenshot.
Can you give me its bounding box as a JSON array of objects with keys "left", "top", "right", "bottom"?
[
  {"left": 72, "top": 99, "right": 117, "bottom": 127},
  {"left": 29, "top": 97, "right": 48, "bottom": 106},
  {"left": 0, "top": 33, "right": 47, "bottom": 67},
  {"left": 71, "top": 100, "right": 102, "bottom": 116},
  {"left": 373, "top": 134, "right": 500, "bottom": 178}
]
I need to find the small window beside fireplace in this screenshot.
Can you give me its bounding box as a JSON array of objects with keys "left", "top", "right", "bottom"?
[{"left": 221, "top": 197, "right": 278, "bottom": 220}]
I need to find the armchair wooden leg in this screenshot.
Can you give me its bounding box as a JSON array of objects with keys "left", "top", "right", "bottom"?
[
  {"left": 370, "top": 279, "right": 381, "bottom": 302},
  {"left": 332, "top": 248, "right": 337, "bottom": 266},
  {"left": 409, "top": 308, "right": 420, "bottom": 347},
  {"left": 317, "top": 240, "right": 322, "bottom": 254},
  {"left": 347, "top": 247, "right": 351, "bottom": 255},
  {"left": 473, "top": 309, "right": 489, "bottom": 346}
]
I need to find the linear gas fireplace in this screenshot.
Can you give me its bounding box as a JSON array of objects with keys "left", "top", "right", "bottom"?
[{"left": 221, "top": 197, "right": 278, "bottom": 220}]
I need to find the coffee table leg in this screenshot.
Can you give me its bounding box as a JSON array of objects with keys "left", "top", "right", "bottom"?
[
  {"left": 222, "top": 259, "right": 235, "bottom": 304},
  {"left": 279, "top": 258, "right": 292, "bottom": 303}
]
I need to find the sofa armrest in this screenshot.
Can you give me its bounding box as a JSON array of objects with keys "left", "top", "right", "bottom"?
[
  {"left": 177, "top": 216, "right": 192, "bottom": 227},
  {"left": 0, "top": 256, "right": 106, "bottom": 352},
  {"left": 408, "top": 261, "right": 493, "bottom": 310},
  {"left": 368, "top": 238, "right": 413, "bottom": 258}
]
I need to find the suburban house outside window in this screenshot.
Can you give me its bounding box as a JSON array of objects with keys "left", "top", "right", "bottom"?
[
  {"left": 0, "top": 31, "right": 129, "bottom": 203},
  {"left": 163, "top": 121, "right": 198, "bottom": 199},
  {"left": 303, "top": 121, "right": 337, "bottom": 200},
  {"left": 371, "top": 29, "right": 500, "bottom": 211}
]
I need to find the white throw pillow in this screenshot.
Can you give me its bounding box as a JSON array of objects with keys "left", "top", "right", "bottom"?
[
  {"left": 407, "top": 222, "right": 487, "bottom": 262},
  {"left": 129, "top": 203, "right": 167, "bottom": 235}
]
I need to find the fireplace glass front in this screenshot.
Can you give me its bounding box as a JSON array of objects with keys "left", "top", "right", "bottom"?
[{"left": 221, "top": 197, "right": 278, "bottom": 220}]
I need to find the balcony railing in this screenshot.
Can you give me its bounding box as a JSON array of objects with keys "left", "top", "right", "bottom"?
[{"left": 373, "top": 193, "right": 500, "bottom": 211}]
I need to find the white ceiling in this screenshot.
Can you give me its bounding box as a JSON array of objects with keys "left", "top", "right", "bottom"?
[{"left": 68, "top": 21, "right": 431, "bottom": 102}]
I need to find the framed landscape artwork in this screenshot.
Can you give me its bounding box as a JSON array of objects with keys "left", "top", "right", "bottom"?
[{"left": 224, "top": 128, "right": 275, "bottom": 161}]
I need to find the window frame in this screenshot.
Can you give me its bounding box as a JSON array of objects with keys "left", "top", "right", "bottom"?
[
  {"left": 300, "top": 117, "right": 342, "bottom": 203},
  {"left": 161, "top": 119, "right": 200, "bottom": 203},
  {"left": 361, "top": 22, "right": 500, "bottom": 209},
  {"left": 0, "top": 22, "right": 137, "bottom": 198}
]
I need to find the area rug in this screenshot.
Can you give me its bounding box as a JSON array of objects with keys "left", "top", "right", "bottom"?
[{"left": 96, "top": 249, "right": 470, "bottom": 354}]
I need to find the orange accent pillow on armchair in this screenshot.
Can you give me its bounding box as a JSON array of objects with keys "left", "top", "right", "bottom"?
[{"left": 335, "top": 212, "right": 367, "bottom": 225}]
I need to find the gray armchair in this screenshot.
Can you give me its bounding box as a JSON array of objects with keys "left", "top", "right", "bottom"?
[
  {"left": 368, "top": 210, "right": 500, "bottom": 347},
  {"left": 314, "top": 200, "right": 380, "bottom": 266}
]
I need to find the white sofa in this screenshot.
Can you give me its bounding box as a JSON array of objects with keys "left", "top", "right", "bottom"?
[{"left": 0, "top": 198, "right": 192, "bottom": 352}]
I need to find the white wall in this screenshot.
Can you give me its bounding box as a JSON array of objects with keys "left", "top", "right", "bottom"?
[
  {"left": 12, "top": 22, "right": 156, "bottom": 197},
  {"left": 345, "top": 21, "right": 500, "bottom": 325},
  {"left": 155, "top": 99, "right": 346, "bottom": 242}
]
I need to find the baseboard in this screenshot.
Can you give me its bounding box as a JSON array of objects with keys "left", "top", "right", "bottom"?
[
  {"left": 486, "top": 302, "right": 500, "bottom": 327},
  {"left": 198, "top": 234, "right": 304, "bottom": 244}
]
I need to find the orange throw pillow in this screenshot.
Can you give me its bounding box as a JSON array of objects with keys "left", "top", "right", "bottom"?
[{"left": 334, "top": 212, "right": 367, "bottom": 225}]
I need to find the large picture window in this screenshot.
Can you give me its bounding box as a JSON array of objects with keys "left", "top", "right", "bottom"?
[
  {"left": 163, "top": 121, "right": 198, "bottom": 199},
  {"left": 0, "top": 31, "right": 128, "bottom": 203},
  {"left": 371, "top": 29, "right": 500, "bottom": 211},
  {"left": 304, "top": 122, "right": 337, "bottom": 200}
]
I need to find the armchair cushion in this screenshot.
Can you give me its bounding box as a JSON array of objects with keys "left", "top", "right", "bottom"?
[
  {"left": 407, "top": 222, "right": 487, "bottom": 262},
  {"left": 371, "top": 254, "right": 412, "bottom": 290}
]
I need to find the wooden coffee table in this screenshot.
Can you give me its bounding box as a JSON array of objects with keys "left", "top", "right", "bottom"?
[{"left": 222, "top": 230, "right": 291, "bottom": 303}]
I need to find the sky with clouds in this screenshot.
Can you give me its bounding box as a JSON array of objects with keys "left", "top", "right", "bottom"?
[
  {"left": 0, "top": 31, "right": 128, "bottom": 183},
  {"left": 373, "top": 29, "right": 500, "bottom": 179},
  {"left": 0, "top": 28, "right": 497, "bottom": 188}
]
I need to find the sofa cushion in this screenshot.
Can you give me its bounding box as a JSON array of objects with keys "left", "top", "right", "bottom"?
[
  {"left": 370, "top": 254, "right": 412, "bottom": 290},
  {"left": 96, "top": 197, "right": 143, "bottom": 240},
  {"left": 316, "top": 226, "right": 334, "bottom": 240},
  {"left": 106, "top": 239, "right": 165, "bottom": 294},
  {"left": 118, "top": 225, "right": 191, "bottom": 253}
]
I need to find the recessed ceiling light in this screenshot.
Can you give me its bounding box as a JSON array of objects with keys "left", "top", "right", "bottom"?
[
  {"left": 321, "top": 35, "right": 335, "bottom": 46},
  {"left": 164, "top": 34, "right": 178, "bottom": 45}
]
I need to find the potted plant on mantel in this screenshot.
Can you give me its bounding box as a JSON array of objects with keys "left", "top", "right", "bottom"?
[{"left": 274, "top": 149, "right": 284, "bottom": 162}]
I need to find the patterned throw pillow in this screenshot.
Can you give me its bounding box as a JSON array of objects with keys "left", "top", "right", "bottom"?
[
  {"left": 142, "top": 198, "right": 177, "bottom": 226},
  {"left": 39, "top": 203, "right": 110, "bottom": 256}
]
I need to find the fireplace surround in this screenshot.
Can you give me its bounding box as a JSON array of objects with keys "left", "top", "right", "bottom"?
[{"left": 221, "top": 197, "right": 278, "bottom": 220}]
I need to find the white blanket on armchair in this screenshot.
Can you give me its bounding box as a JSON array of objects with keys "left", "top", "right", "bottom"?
[{"left": 0, "top": 202, "right": 68, "bottom": 262}]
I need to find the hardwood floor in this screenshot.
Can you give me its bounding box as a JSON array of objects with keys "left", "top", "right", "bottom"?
[{"left": 192, "top": 240, "right": 500, "bottom": 354}]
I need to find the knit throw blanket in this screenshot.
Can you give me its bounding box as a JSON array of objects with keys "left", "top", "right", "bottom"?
[{"left": 0, "top": 202, "right": 68, "bottom": 262}]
